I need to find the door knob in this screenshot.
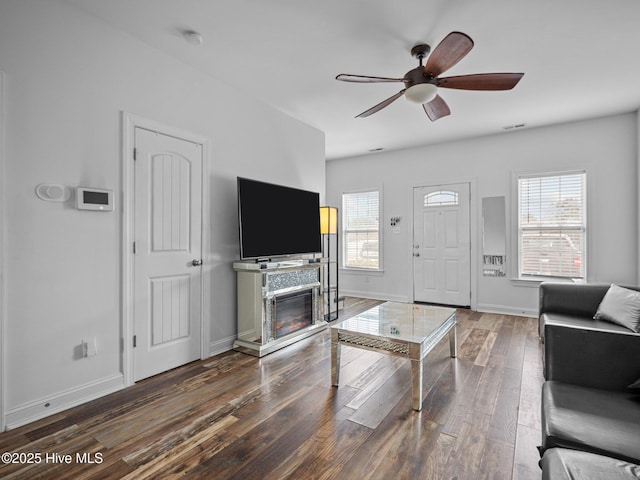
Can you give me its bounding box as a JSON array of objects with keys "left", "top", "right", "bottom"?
[
  {"left": 413, "top": 252, "right": 420, "bottom": 257},
  {"left": 192, "top": 259, "right": 203, "bottom": 267}
]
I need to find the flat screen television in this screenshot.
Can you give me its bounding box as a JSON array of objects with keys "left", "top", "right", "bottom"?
[{"left": 237, "top": 177, "right": 321, "bottom": 260}]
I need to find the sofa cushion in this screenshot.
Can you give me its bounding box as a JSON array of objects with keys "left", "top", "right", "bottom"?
[
  {"left": 541, "top": 312, "right": 634, "bottom": 335},
  {"left": 594, "top": 284, "right": 640, "bottom": 333},
  {"left": 538, "top": 283, "right": 640, "bottom": 338},
  {"left": 539, "top": 283, "right": 611, "bottom": 318},
  {"left": 541, "top": 381, "right": 640, "bottom": 464},
  {"left": 542, "top": 448, "right": 640, "bottom": 480},
  {"left": 543, "top": 317, "right": 640, "bottom": 390}
]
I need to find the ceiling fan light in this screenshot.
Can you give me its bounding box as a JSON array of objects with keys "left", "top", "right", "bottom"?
[{"left": 405, "top": 83, "right": 438, "bottom": 104}]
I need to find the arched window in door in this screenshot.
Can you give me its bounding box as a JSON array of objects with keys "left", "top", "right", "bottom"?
[{"left": 424, "top": 191, "right": 459, "bottom": 207}]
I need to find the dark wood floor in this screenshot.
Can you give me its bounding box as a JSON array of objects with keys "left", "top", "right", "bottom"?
[{"left": 0, "top": 298, "right": 544, "bottom": 479}]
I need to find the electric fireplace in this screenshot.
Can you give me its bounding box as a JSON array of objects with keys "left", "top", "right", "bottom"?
[{"left": 233, "top": 259, "right": 327, "bottom": 356}]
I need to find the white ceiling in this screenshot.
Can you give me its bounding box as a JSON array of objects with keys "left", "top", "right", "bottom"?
[{"left": 64, "top": 0, "right": 640, "bottom": 160}]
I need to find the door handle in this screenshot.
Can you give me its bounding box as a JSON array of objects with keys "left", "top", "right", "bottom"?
[
  {"left": 413, "top": 252, "right": 420, "bottom": 257},
  {"left": 192, "top": 259, "right": 203, "bottom": 267}
]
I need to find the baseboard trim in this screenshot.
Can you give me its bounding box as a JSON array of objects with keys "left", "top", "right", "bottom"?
[
  {"left": 340, "top": 289, "right": 410, "bottom": 303},
  {"left": 209, "top": 335, "right": 236, "bottom": 357},
  {"left": 340, "top": 290, "right": 411, "bottom": 303},
  {"left": 5, "top": 373, "right": 125, "bottom": 430},
  {"left": 341, "top": 292, "right": 535, "bottom": 318},
  {"left": 476, "top": 303, "right": 537, "bottom": 318}
]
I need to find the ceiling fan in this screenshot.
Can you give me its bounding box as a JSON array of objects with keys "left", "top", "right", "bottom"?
[{"left": 336, "top": 31, "right": 524, "bottom": 121}]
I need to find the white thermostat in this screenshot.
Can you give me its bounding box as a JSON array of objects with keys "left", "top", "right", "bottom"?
[{"left": 76, "top": 187, "right": 114, "bottom": 211}]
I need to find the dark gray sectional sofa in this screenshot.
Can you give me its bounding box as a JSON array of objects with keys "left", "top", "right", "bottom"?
[{"left": 538, "top": 282, "right": 640, "bottom": 479}]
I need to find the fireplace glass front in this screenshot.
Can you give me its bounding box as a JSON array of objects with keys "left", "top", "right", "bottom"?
[{"left": 274, "top": 289, "right": 313, "bottom": 339}]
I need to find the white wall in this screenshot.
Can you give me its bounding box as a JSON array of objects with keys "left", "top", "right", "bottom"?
[
  {"left": 327, "top": 113, "right": 638, "bottom": 316},
  {"left": 0, "top": 0, "right": 325, "bottom": 427},
  {"left": 638, "top": 109, "right": 640, "bottom": 284}
]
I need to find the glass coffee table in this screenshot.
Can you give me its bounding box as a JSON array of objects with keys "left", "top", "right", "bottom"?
[{"left": 331, "top": 302, "right": 457, "bottom": 411}]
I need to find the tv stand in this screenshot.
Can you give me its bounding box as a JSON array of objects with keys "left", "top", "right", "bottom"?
[{"left": 233, "top": 258, "right": 328, "bottom": 356}]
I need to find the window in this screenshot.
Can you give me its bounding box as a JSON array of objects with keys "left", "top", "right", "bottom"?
[
  {"left": 518, "top": 172, "right": 586, "bottom": 279},
  {"left": 342, "top": 190, "right": 380, "bottom": 270},
  {"left": 424, "top": 190, "right": 459, "bottom": 207}
]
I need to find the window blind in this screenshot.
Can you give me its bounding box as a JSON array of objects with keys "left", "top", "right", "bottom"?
[
  {"left": 342, "top": 190, "right": 380, "bottom": 269},
  {"left": 518, "top": 172, "right": 585, "bottom": 278}
]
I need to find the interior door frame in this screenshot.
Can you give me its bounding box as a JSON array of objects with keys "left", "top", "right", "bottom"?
[
  {"left": 121, "top": 112, "right": 211, "bottom": 387},
  {"left": 410, "top": 177, "right": 478, "bottom": 311},
  {"left": 0, "top": 72, "right": 6, "bottom": 430}
]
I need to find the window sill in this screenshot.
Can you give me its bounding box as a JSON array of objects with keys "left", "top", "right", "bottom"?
[
  {"left": 340, "top": 268, "right": 384, "bottom": 276},
  {"left": 510, "top": 276, "right": 584, "bottom": 287}
]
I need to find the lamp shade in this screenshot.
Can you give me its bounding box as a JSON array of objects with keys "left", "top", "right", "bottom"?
[
  {"left": 319, "top": 206, "right": 337, "bottom": 234},
  {"left": 405, "top": 83, "right": 438, "bottom": 104}
]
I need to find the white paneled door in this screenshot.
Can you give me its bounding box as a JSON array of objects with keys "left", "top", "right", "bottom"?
[
  {"left": 133, "top": 127, "right": 203, "bottom": 381},
  {"left": 413, "top": 183, "right": 470, "bottom": 306}
]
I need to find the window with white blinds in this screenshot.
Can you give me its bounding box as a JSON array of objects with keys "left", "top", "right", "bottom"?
[
  {"left": 518, "top": 172, "right": 586, "bottom": 279},
  {"left": 342, "top": 190, "right": 380, "bottom": 270}
]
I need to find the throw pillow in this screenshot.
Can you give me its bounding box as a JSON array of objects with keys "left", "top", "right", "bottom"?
[{"left": 593, "top": 284, "right": 640, "bottom": 333}]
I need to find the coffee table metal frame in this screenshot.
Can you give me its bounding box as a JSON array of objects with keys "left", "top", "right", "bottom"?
[{"left": 330, "top": 302, "right": 457, "bottom": 411}]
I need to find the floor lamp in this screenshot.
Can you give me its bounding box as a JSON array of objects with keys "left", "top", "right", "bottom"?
[{"left": 320, "top": 206, "right": 338, "bottom": 321}]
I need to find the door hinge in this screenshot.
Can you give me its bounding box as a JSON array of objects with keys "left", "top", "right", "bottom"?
[
  {"left": 133, "top": 147, "right": 137, "bottom": 160},
  {"left": 133, "top": 335, "right": 137, "bottom": 348},
  {"left": 133, "top": 242, "right": 136, "bottom": 254}
]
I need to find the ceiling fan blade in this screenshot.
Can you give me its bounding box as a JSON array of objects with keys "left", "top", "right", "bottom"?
[
  {"left": 438, "top": 73, "right": 524, "bottom": 90},
  {"left": 336, "top": 74, "right": 405, "bottom": 83},
  {"left": 356, "top": 89, "right": 406, "bottom": 118},
  {"left": 423, "top": 31, "right": 474, "bottom": 78},
  {"left": 423, "top": 95, "right": 451, "bottom": 121}
]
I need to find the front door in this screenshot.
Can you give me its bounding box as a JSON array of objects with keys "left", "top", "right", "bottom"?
[
  {"left": 133, "top": 127, "right": 203, "bottom": 381},
  {"left": 413, "top": 183, "right": 470, "bottom": 306}
]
